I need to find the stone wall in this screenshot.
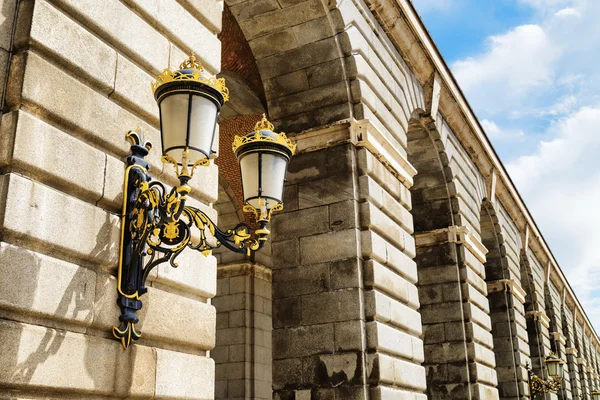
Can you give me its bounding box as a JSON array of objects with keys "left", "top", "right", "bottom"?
[{"left": 0, "top": 0, "right": 221, "bottom": 397}]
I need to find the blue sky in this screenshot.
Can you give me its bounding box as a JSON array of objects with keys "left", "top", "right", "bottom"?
[{"left": 412, "top": 0, "right": 600, "bottom": 331}]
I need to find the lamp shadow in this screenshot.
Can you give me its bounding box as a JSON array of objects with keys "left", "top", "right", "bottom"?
[{"left": 6, "top": 214, "right": 118, "bottom": 392}]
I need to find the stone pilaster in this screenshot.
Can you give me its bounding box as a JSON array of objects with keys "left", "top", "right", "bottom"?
[
  {"left": 212, "top": 262, "right": 272, "bottom": 400},
  {"left": 486, "top": 279, "right": 530, "bottom": 400},
  {"left": 415, "top": 226, "right": 499, "bottom": 399}
]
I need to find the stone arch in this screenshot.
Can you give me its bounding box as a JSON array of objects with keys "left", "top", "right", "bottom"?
[
  {"left": 407, "top": 116, "right": 499, "bottom": 399},
  {"left": 222, "top": 0, "right": 355, "bottom": 132},
  {"left": 480, "top": 199, "right": 529, "bottom": 400}
]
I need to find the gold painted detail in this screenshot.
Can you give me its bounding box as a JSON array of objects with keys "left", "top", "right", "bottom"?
[
  {"left": 112, "top": 321, "right": 141, "bottom": 350},
  {"left": 126, "top": 127, "right": 153, "bottom": 150},
  {"left": 253, "top": 114, "right": 275, "bottom": 131},
  {"left": 161, "top": 148, "right": 210, "bottom": 179},
  {"left": 232, "top": 114, "right": 296, "bottom": 154},
  {"left": 243, "top": 199, "right": 284, "bottom": 223},
  {"left": 151, "top": 52, "right": 229, "bottom": 101}
]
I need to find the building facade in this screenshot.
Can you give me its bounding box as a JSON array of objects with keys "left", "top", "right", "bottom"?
[{"left": 0, "top": 0, "right": 599, "bottom": 399}]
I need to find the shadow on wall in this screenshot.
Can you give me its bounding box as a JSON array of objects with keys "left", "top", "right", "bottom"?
[{"left": 2, "top": 213, "right": 122, "bottom": 392}]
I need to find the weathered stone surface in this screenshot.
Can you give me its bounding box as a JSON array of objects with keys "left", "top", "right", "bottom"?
[
  {"left": 0, "top": 319, "right": 155, "bottom": 396},
  {"left": 0, "top": 242, "right": 95, "bottom": 330},
  {"left": 122, "top": 0, "right": 221, "bottom": 72},
  {"left": 0, "top": 173, "right": 120, "bottom": 268},
  {"left": 0, "top": 110, "right": 106, "bottom": 203},
  {"left": 273, "top": 324, "right": 334, "bottom": 359},
  {"left": 156, "top": 348, "right": 215, "bottom": 399},
  {"left": 53, "top": 0, "right": 170, "bottom": 74},
  {"left": 112, "top": 54, "right": 159, "bottom": 123},
  {"left": 299, "top": 229, "right": 359, "bottom": 265},
  {"left": 7, "top": 51, "right": 163, "bottom": 172},
  {"left": 17, "top": 0, "right": 117, "bottom": 92}
]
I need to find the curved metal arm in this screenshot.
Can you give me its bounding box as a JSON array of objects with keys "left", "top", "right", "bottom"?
[
  {"left": 113, "top": 130, "right": 272, "bottom": 349},
  {"left": 527, "top": 363, "right": 563, "bottom": 397}
]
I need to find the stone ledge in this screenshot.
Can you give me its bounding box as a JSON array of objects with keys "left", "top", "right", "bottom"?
[
  {"left": 414, "top": 225, "right": 488, "bottom": 264},
  {"left": 217, "top": 262, "right": 272, "bottom": 283},
  {"left": 577, "top": 357, "right": 587, "bottom": 366},
  {"left": 566, "top": 347, "right": 578, "bottom": 356},
  {"left": 526, "top": 310, "right": 551, "bottom": 329},
  {"left": 290, "top": 118, "right": 417, "bottom": 188},
  {"left": 487, "top": 279, "right": 527, "bottom": 305},
  {"left": 550, "top": 331, "right": 567, "bottom": 346}
]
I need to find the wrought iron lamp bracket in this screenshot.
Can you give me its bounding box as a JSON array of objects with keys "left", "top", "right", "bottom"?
[
  {"left": 527, "top": 363, "right": 563, "bottom": 397},
  {"left": 113, "top": 129, "right": 268, "bottom": 349}
]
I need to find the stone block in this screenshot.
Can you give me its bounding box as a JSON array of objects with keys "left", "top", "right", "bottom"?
[
  {"left": 0, "top": 173, "right": 120, "bottom": 269},
  {"left": 273, "top": 296, "right": 302, "bottom": 328},
  {"left": 301, "top": 289, "right": 362, "bottom": 325},
  {"left": 98, "top": 154, "right": 124, "bottom": 212},
  {"left": 329, "top": 199, "right": 358, "bottom": 231},
  {"left": 0, "top": 319, "right": 155, "bottom": 396},
  {"left": 7, "top": 51, "right": 163, "bottom": 172},
  {"left": 273, "top": 324, "right": 334, "bottom": 359},
  {"left": 248, "top": 26, "right": 298, "bottom": 58},
  {"left": 273, "top": 358, "right": 302, "bottom": 389},
  {"left": 364, "top": 259, "right": 411, "bottom": 306},
  {"left": 176, "top": 0, "right": 223, "bottom": 34},
  {"left": 140, "top": 286, "right": 216, "bottom": 350},
  {"left": 273, "top": 263, "right": 329, "bottom": 299},
  {"left": 264, "top": 70, "right": 310, "bottom": 99},
  {"left": 54, "top": 0, "right": 169, "bottom": 74},
  {"left": 330, "top": 257, "right": 361, "bottom": 289},
  {"left": 91, "top": 273, "right": 216, "bottom": 350},
  {"left": 272, "top": 238, "right": 300, "bottom": 269},
  {"left": 155, "top": 348, "right": 215, "bottom": 399},
  {"left": 0, "top": 0, "right": 16, "bottom": 51},
  {"left": 122, "top": 0, "right": 221, "bottom": 73},
  {"left": 239, "top": 0, "right": 324, "bottom": 40},
  {"left": 0, "top": 242, "right": 95, "bottom": 330},
  {"left": 298, "top": 175, "right": 355, "bottom": 209},
  {"left": 363, "top": 290, "right": 422, "bottom": 336},
  {"left": 357, "top": 148, "right": 403, "bottom": 202},
  {"left": 272, "top": 205, "right": 330, "bottom": 240},
  {"left": 268, "top": 80, "right": 349, "bottom": 119},
  {"left": 112, "top": 54, "right": 159, "bottom": 123},
  {"left": 299, "top": 229, "right": 359, "bottom": 265},
  {"left": 0, "top": 110, "right": 106, "bottom": 203},
  {"left": 368, "top": 353, "right": 427, "bottom": 391},
  {"left": 334, "top": 320, "right": 364, "bottom": 352},
  {"left": 19, "top": 0, "right": 117, "bottom": 92},
  {"left": 155, "top": 250, "right": 217, "bottom": 299},
  {"left": 367, "top": 321, "right": 422, "bottom": 362}
]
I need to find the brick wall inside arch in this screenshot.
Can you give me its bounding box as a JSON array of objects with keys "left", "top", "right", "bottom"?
[
  {"left": 217, "top": 114, "right": 263, "bottom": 225},
  {"left": 218, "top": 6, "right": 265, "bottom": 105}
]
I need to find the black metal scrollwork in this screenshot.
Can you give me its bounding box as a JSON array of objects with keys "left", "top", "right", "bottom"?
[{"left": 113, "top": 130, "right": 268, "bottom": 349}]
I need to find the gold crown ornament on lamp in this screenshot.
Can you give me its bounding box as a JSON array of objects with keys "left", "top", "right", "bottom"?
[{"left": 112, "top": 54, "right": 295, "bottom": 350}]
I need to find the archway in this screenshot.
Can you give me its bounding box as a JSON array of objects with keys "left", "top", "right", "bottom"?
[
  {"left": 481, "top": 199, "right": 530, "bottom": 400},
  {"left": 407, "top": 115, "right": 499, "bottom": 399}
]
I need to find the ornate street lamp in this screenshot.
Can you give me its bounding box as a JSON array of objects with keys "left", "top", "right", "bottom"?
[
  {"left": 112, "top": 54, "right": 296, "bottom": 349},
  {"left": 527, "top": 353, "right": 566, "bottom": 397}
]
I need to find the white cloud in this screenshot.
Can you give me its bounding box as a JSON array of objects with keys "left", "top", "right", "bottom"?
[
  {"left": 481, "top": 119, "right": 525, "bottom": 141},
  {"left": 555, "top": 7, "right": 581, "bottom": 17},
  {"left": 452, "top": 25, "right": 560, "bottom": 114},
  {"left": 507, "top": 107, "right": 600, "bottom": 329}
]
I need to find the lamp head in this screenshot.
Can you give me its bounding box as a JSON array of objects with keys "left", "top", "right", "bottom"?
[
  {"left": 152, "top": 53, "right": 229, "bottom": 177},
  {"left": 232, "top": 114, "right": 296, "bottom": 222}
]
